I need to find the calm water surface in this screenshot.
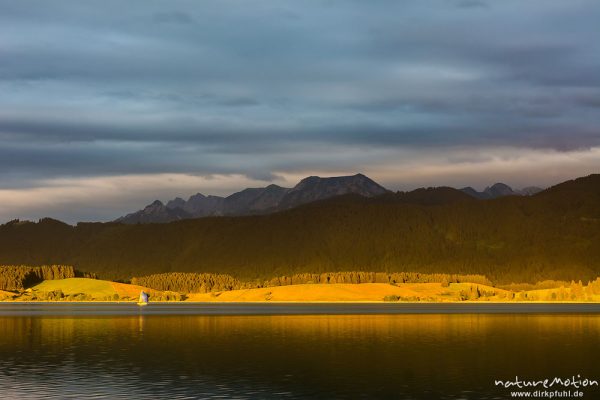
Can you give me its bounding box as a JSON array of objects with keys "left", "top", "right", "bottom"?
[{"left": 1, "top": 305, "right": 599, "bottom": 399}]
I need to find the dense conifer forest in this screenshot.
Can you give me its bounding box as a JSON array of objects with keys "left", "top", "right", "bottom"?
[
  {"left": 131, "top": 272, "right": 492, "bottom": 293},
  {"left": 0, "top": 174, "right": 598, "bottom": 284},
  {"left": 0, "top": 265, "right": 75, "bottom": 290}
]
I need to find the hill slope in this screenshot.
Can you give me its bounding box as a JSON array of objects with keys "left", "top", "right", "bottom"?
[
  {"left": 29, "top": 278, "right": 171, "bottom": 301},
  {"left": 1, "top": 175, "right": 599, "bottom": 284}
]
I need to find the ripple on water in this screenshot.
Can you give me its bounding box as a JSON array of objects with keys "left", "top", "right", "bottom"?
[{"left": 1, "top": 313, "right": 600, "bottom": 399}]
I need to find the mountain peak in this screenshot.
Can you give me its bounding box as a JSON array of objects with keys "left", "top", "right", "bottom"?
[
  {"left": 460, "top": 183, "right": 514, "bottom": 199},
  {"left": 166, "top": 197, "right": 186, "bottom": 210},
  {"left": 461, "top": 182, "right": 544, "bottom": 199},
  {"left": 117, "top": 199, "right": 190, "bottom": 224},
  {"left": 484, "top": 183, "right": 515, "bottom": 198},
  {"left": 488, "top": 182, "right": 512, "bottom": 190},
  {"left": 295, "top": 175, "right": 320, "bottom": 186},
  {"left": 294, "top": 173, "right": 384, "bottom": 189},
  {"left": 188, "top": 193, "right": 206, "bottom": 201},
  {"left": 145, "top": 200, "right": 164, "bottom": 209},
  {"left": 281, "top": 173, "right": 388, "bottom": 209}
]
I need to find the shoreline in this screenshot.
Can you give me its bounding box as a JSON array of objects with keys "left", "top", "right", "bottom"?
[
  {"left": 1, "top": 300, "right": 600, "bottom": 304},
  {"left": 2, "top": 301, "right": 600, "bottom": 316}
]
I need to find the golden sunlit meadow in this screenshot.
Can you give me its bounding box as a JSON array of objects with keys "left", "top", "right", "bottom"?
[{"left": 2, "top": 277, "right": 599, "bottom": 303}]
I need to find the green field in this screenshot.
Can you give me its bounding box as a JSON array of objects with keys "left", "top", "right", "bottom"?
[{"left": 33, "top": 278, "right": 118, "bottom": 298}]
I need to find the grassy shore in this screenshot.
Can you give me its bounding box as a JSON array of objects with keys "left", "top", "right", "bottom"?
[
  {"left": 186, "top": 283, "right": 599, "bottom": 302},
  {"left": 1, "top": 277, "right": 599, "bottom": 302},
  {"left": 1, "top": 278, "right": 170, "bottom": 302},
  {"left": 187, "top": 282, "right": 496, "bottom": 302}
]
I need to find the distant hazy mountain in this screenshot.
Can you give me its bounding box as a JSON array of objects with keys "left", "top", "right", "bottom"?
[
  {"left": 179, "top": 193, "right": 225, "bottom": 217},
  {"left": 278, "top": 174, "right": 388, "bottom": 210},
  {"left": 460, "top": 183, "right": 543, "bottom": 199},
  {"left": 116, "top": 200, "right": 192, "bottom": 224},
  {"left": 223, "top": 184, "right": 290, "bottom": 214},
  {"left": 117, "top": 173, "right": 389, "bottom": 223}
]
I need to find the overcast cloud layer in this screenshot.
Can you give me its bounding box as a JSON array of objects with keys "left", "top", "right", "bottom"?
[{"left": 1, "top": 0, "right": 599, "bottom": 223}]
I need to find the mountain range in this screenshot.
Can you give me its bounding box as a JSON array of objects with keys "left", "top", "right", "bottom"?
[
  {"left": 1, "top": 174, "right": 598, "bottom": 284},
  {"left": 460, "top": 183, "right": 543, "bottom": 199},
  {"left": 117, "top": 173, "right": 542, "bottom": 224}
]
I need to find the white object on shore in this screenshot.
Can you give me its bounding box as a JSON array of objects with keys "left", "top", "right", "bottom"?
[{"left": 138, "top": 291, "right": 149, "bottom": 306}]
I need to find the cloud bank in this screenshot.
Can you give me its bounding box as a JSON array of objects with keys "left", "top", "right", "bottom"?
[{"left": 1, "top": 0, "right": 599, "bottom": 222}]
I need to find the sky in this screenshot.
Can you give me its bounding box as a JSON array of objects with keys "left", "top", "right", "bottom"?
[{"left": 1, "top": 0, "right": 599, "bottom": 223}]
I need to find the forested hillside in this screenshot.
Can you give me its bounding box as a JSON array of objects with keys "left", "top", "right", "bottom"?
[
  {"left": 0, "top": 265, "right": 76, "bottom": 291},
  {"left": 0, "top": 175, "right": 599, "bottom": 284}
]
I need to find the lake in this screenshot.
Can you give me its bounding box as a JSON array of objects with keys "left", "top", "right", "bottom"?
[{"left": 1, "top": 303, "right": 599, "bottom": 399}]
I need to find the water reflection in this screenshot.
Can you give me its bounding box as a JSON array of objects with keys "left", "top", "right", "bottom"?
[{"left": 1, "top": 315, "right": 599, "bottom": 399}]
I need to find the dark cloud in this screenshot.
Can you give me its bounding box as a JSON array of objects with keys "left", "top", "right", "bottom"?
[
  {"left": 218, "top": 97, "right": 261, "bottom": 107},
  {"left": 153, "top": 11, "right": 195, "bottom": 25},
  {"left": 0, "top": 0, "right": 599, "bottom": 221},
  {"left": 456, "top": 0, "right": 488, "bottom": 8}
]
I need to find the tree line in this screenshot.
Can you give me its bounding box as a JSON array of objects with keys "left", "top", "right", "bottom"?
[
  {"left": 0, "top": 265, "right": 76, "bottom": 291},
  {"left": 131, "top": 271, "right": 492, "bottom": 293},
  {"left": 131, "top": 272, "right": 240, "bottom": 293}
]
